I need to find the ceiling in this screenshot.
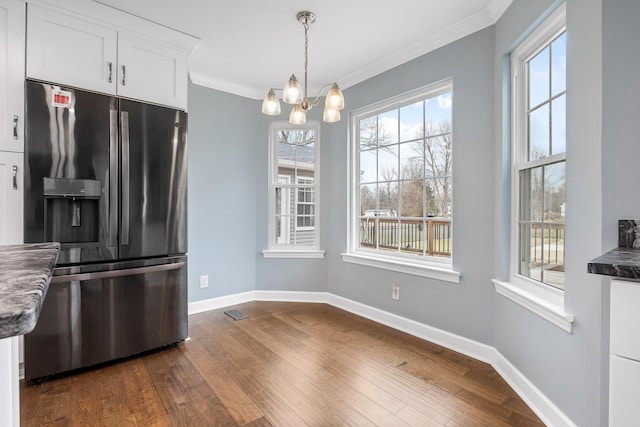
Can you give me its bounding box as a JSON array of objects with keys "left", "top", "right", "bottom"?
[{"left": 93, "top": 0, "right": 512, "bottom": 100}]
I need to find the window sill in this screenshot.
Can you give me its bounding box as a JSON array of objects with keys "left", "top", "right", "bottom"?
[
  {"left": 492, "top": 278, "right": 574, "bottom": 333},
  {"left": 341, "top": 252, "right": 461, "bottom": 283},
  {"left": 262, "top": 249, "right": 325, "bottom": 259}
]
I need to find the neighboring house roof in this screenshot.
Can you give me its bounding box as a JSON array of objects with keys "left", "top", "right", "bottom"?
[{"left": 277, "top": 142, "right": 314, "bottom": 165}]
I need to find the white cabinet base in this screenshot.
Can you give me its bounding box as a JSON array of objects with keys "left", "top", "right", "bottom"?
[
  {"left": 610, "top": 355, "right": 640, "bottom": 426},
  {"left": 610, "top": 279, "right": 640, "bottom": 426},
  {"left": 0, "top": 337, "right": 20, "bottom": 427}
]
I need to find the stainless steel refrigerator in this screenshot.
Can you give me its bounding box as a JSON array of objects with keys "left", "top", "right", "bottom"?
[{"left": 23, "top": 80, "right": 188, "bottom": 380}]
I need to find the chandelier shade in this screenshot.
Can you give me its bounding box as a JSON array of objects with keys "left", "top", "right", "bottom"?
[
  {"left": 323, "top": 107, "right": 340, "bottom": 123},
  {"left": 261, "top": 89, "right": 281, "bottom": 115},
  {"left": 289, "top": 104, "right": 307, "bottom": 125},
  {"left": 261, "top": 11, "right": 345, "bottom": 125},
  {"left": 325, "top": 83, "right": 345, "bottom": 110},
  {"left": 283, "top": 75, "right": 303, "bottom": 105}
]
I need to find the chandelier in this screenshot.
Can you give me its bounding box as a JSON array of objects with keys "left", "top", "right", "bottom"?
[{"left": 261, "top": 11, "right": 345, "bottom": 124}]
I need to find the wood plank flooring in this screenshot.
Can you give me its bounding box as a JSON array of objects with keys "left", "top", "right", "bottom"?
[{"left": 21, "top": 301, "right": 544, "bottom": 426}]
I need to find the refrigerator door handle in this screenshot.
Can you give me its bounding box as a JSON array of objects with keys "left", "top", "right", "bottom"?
[
  {"left": 109, "top": 110, "right": 118, "bottom": 247},
  {"left": 51, "top": 261, "right": 185, "bottom": 283},
  {"left": 121, "top": 111, "right": 130, "bottom": 246}
]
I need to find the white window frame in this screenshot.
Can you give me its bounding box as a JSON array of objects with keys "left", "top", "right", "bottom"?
[
  {"left": 342, "top": 79, "right": 460, "bottom": 283},
  {"left": 493, "top": 3, "right": 574, "bottom": 333},
  {"left": 276, "top": 175, "right": 291, "bottom": 244},
  {"left": 263, "top": 121, "right": 324, "bottom": 259}
]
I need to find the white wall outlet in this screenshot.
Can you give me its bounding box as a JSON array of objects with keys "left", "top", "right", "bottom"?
[
  {"left": 199, "top": 275, "right": 209, "bottom": 288},
  {"left": 392, "top": 282, "right": 400, "bottom": 300}
]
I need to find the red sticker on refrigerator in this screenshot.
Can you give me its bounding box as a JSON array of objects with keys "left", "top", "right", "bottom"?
[{"left": 51, "top": 88, "right": 72, "bottom": 108}]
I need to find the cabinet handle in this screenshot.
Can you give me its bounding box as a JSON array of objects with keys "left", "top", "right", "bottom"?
[
  {"left": 107, "top": 62, "right": 113, "bottom": 83},
  {"left": 121, "top": 65, "right": 126, "bottom": 86},
  {"left": 12, "top": 115, "right": 18, "bottom": 140},
  {"left": 12, "top": 165, "right": 17, "bottom": 190}
]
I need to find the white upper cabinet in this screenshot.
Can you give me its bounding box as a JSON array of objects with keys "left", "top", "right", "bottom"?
[
  {"left": 26, "top": 5, "right": 117, "bottom": 95},
  {"left": 0, "top": 0, "right": 25, "bottom": 153},
  {"left": 26, "top": 4, "right": 189, "bottom": 110},
  {"left": 117, "top": 32, "right": 187, "bottom": 110}
]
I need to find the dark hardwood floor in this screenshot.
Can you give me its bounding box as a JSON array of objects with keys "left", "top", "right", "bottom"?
[{"left": 21, "top": 301, "right": 544, "bottom": 426}]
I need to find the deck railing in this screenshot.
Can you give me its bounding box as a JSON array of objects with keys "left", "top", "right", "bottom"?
[
  {"left": 359, "top": 217, "right": 452, "bottom": 257},
  {"left": 523, "top": 221, "right": 565, "bottom": 268},
  {"left": 357, "top": 217, "right": 563, "bottom": 265}
]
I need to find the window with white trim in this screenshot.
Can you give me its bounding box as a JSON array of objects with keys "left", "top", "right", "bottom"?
[
  {"left": 349, "top": 80, "right": 454, "bottom": 270},
  {"left": 267, "top": 122, "right": 320, "bottom": 252},
  {"left": 511, "top": 5, "right": 566, "bottom": 291}
]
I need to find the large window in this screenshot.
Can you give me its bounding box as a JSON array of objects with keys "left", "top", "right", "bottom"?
[
  {"left": 350, "top": 80, "right": 453, "bottom": 267},
  {"left": 266, "top": 122, "right": 321, "bottom": 255},
  {"left": 511, "top": 6, "right": 566, "bottom": 290}
]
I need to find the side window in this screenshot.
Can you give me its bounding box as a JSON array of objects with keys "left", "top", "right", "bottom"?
[
  {"left": 511, "top": 7, "right": 566, "bottom": 290},
  {"left": 268, "top": 122, "right": 320, "bottom": 250}
]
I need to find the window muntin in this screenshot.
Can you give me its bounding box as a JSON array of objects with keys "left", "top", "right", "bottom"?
[
  {"left": 269, "top": 124, "right": 319, "bottom": 249},
  {"left": 353, "top": 81, "right": 453, "bottom": 261},
  {"left": 513, "top": 18, "right": 566, "bottom": 290}
]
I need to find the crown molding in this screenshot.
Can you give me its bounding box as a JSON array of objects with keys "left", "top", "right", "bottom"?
[
  {"left": 188, "top": 71, "right": 262, "bottom": 99},
  {"left": 338, "top": 5, "right": 498, "bottom": 90},
  {"left": 487, "top": 0, "right": 514, "bottom": 22},
  {"left": 189, "top": 70, "right": 329, "bottom": 103},
  {"left": 189, "top": 0, "right": 514, "bottom": 99}
]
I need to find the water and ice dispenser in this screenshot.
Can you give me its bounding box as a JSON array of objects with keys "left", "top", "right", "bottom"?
[{"left": 43, "top": 178, "right": 102, "bottom": 245}]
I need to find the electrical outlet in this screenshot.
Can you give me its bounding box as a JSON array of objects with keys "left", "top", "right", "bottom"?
[
  {"left": 200, "top": 275, "right": 209, "bottom": 288},
  {"left": 392, "top": 282, "right": 400, "bottom": 300}
]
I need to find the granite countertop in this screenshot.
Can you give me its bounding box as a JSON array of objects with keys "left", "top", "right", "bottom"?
[
  {"left": 588, "top": 220, "right": 640, "bottom": 280},
  {"left": 0, "top": 243, "right": 59, "bottom": 339},
  {"left": 588, "top": 247, "right": 640, "bottom": 280}
]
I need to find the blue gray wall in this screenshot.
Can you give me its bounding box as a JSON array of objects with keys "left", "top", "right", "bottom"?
[
  {"left": 493, "top": 1, "right": 605, "bottom": 426},
  {"left": 187, "top": 85, "right": 265, "bottom": 301},
  {"left": 599, "top": 0, "right": 640, "bottom": 420},
  {"left": 602, "top": 0, "right": 640, "bottom": 240},
  {"left": 187, "top": 0, "right": 620, "bottom": 424},
  {"left": 324, "top": 27, "right": 496, "bottom": 345}
]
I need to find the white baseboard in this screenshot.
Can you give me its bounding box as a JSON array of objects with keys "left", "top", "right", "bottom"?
[
  {"left": 491, "top": 351, "right": 577, "bottom": 427},
  {"left": 327, "top": 294, "right": 497, "bottom": 365},
  {"left": 188, "top": 290, "right": 575, "bottom": 427},
  {"left": 254, "top": 290, "right": 330, "bottom": 303},
  {"left": 187, "top": 291, "right": 256, "bottom": 315}
]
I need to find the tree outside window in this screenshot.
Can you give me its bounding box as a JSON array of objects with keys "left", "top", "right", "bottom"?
[{"left": 354, "top": 82, "right": 453, "bottom": 259}]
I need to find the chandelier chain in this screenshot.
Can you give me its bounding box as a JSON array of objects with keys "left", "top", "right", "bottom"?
[{"left": 303, "top": 20, "right": 309, "bottom": 106}]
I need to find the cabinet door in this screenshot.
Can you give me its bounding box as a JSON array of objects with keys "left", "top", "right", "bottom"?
[
  {"left": 117, "top": 32, "right": 187, "bottom": 110},
  {"left": 26, "top": 4, "right": 117, "bottom": 95},
  {"left": 610, "top": 355, "right": 640, "bottom": 426},
  {"left": 611, "top": 279, "right": 640, "bottom": 361},
  {"left": 0, "top": 151, "right": 23, "bottom": 245},
  {"left": 0, "top": 0, "right": 25, "bottom": 153}
]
